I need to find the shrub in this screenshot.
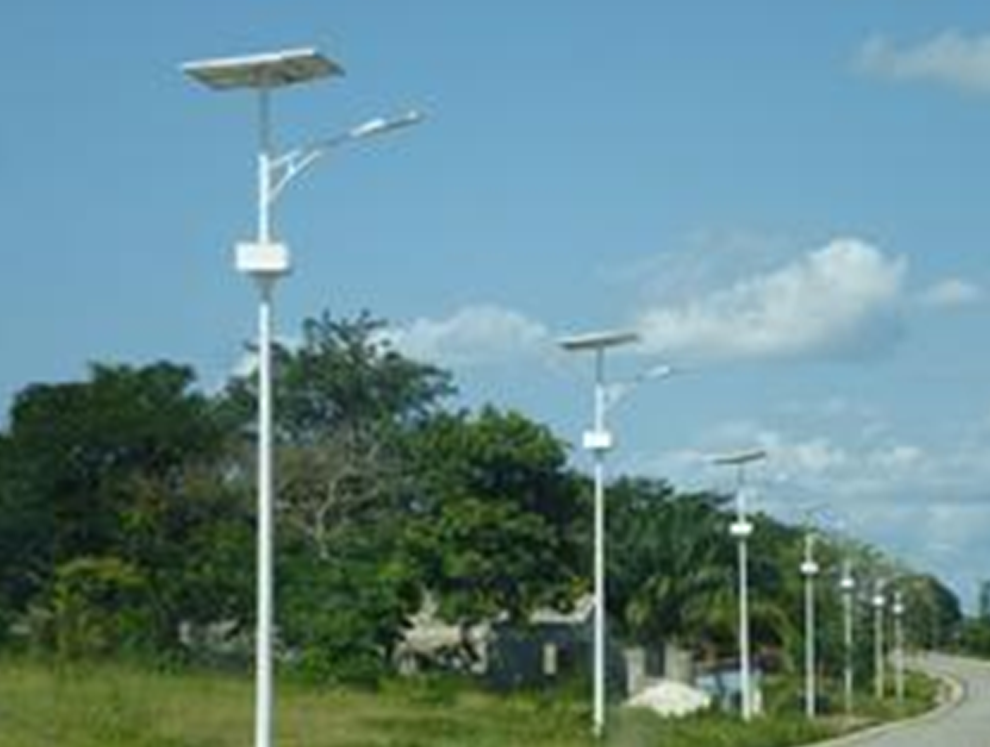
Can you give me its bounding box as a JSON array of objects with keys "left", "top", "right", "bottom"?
[{"left": 49, "top": 556, "right": 154, "bottom": 659}]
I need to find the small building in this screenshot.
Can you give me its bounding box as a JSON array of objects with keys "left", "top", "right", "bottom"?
[{"left": 396, "top": 595, "right": 689, "bottom": 699}]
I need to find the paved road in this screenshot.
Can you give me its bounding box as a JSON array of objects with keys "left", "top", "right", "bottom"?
[{"left": 835, "top": 654, "right": 989, "bottom": 747}]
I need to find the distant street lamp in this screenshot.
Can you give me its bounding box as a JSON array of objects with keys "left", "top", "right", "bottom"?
[
  {"left": 873, "top": 580, "right": 887, "bottom": 700},
  {"left": 892, "top": 590, "right": 906, "bottom": 704},
  {"left": 800, "top": 530, "right": 820, "bottom": 718},
  {"left": 712, "top": 448, "right": 767, "bottom": 722},
  {"left": 559, "top": 328, "right": 639, "bottom": 738},
  {"left": 839, "top": 560, "right": 857, "bottom": 716},
  {"left": 182, "top": 47, "right": 421, "bottom": 747}
]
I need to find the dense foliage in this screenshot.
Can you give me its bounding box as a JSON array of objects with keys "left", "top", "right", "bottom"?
[
  {"left": 957, "top": 580, "right": 990, "bottom": 659},
  {"left": 0, "top": 310, "right": 964, "bottom": 693}
]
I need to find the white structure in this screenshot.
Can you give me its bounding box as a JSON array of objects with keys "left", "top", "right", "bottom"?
[
  {"left": 873, "top": 580, "right": 887, "bottom": 700},
  {"left": 182, "top": 47, "right": 420, "bottom": 747},
  {"left": 559, "top": 329, "right": 640, "bottom": 738},
  {"left": 712, "top": 448, "right": 766, "bottom": 722},
  {"left": 800, "top": 531, "right": 820, "bottom": 718},
  {"left": 892, "top": 590, "right": 906, "bottom": 704},
  {"left": 839, "top": 560, "right": 856, "bottom": 715}
]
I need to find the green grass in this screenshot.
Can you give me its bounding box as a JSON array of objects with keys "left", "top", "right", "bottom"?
[{"left": 0, "top": 657, "right": 936, "bottom": 747}]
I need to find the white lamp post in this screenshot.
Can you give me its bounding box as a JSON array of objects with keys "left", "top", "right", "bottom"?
[
  {"left": 872, "top": 580, "right": 886, "bottom": 700},
  {"left": 839, "top": 560, "right": 856, "bottom": 716},
  {"left": 712, "top": 448, "right": 767, "bottom": 722},
  {"left": 892, "top": 590, "right": 906, "bottom": 704},
  {"left": 182, "top": 47, "right": 420, "bottom": 747},
  {"left": 800, "top": 530, "right": 820, "bottom": 718},
  {"left": 559, "top": 328, "right": 640, "bottom": 738}
]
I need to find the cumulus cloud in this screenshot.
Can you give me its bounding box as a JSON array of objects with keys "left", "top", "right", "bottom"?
[
  {"left": 857, "top": 30, "right": 990, "bottom": 94},
  {"left": 635, "top": 412, "right": 947, "bottom": 508},
  {"left": 635, "top": 409, "right": 990, "bottom": 607},
  {"left": 919, "top": 278, "right": 983, "bottom": 308},
  {"left": 636, "top": 421, "right": 852, "bottom": 494},
  {"left": 635, "top": 238, "right": 907, "bottom": 363},
  {"left": 387, "top": 304, "right": 551, "bottom": 367}
]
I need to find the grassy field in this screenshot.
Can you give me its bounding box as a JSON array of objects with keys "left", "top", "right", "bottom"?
[{"left": 0, "top": 657, "right": 933, "bottom": 747}]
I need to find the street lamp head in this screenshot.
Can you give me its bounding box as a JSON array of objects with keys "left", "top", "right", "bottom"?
[
  {"left": 348, "top": 110, "right": 424, "bottom": 140},
  {"left": 872, "top": 580, "right": 886, "bottom": 608},
  {"left": 840, "top": 559, "right": 856, "bottom": 591},
  {"left": 182, "top": 47, "right": 343, "bottom": 91},
  {"left": 558, "top": 328, "right": 640, "bottom": 352},
  {"left": 891, "top": 588, "right": 905, "bottom": 616}
]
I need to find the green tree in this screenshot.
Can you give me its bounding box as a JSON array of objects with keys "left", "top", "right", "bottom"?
[
  {"left": 405, "top": 407, "right": 585, "bottom": 644},
  {"left": 0, "top": 362, "right": 249, "bottom": 653},
  {"left": 225, "top": 311, "right": 453, "bottom": 680},
  {"left": 901, "top": 573, "right": 962, "bottom": 650},
  {"left": 225, "top": 311, "right": 453, "bottom": 560},
  {"left": 606, "top": 478, "right": 802, "bottom": 669},
  {"left": 607, "top": 478, "right": 735, "bottom": 654}
]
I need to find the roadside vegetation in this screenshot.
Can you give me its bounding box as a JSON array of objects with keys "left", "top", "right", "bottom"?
[
  {"left": 0, "top": 657, "right": 940, "bottom": 747},
  {"left": 0, "top": 309, "right": 959, "bottom": 745}
]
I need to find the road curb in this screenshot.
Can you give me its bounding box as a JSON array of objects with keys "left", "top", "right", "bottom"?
[{"left": 803, "top": 666, "right": 966, "bottom": 747}]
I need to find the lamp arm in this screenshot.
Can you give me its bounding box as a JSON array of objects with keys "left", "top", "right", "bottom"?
[
  {"left": 266, "top": 111, "right": 422, "bottom": 206},
  {"left": 602, "top": 363, "right": 675, "bottom": 414},
  {"left": 267, "top": 140, "right": 344, "bottom": 205}
]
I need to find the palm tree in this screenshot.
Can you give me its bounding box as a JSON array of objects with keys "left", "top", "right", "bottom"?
[{"left": 608, "top": 479, "right": 735, "bottom": 652}]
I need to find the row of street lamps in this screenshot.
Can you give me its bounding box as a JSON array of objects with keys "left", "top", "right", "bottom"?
[
  {"left": 182, "top": 44, "right": 911, "bottom": 745},
  {"left": 800, "top": 532, "right": 910, "bottom": 723},
  {"left": 803, "top": 531, "right": 907, "bottom": 720},
  {"left": 558, "top": 328, "right": 910, "bottom": 735}
]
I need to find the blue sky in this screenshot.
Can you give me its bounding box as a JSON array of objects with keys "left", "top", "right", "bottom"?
[{"left": 3, "top": 2, "right": 990, "bottom": 608}]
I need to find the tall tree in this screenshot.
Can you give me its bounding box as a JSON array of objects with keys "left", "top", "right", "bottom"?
[
  {"left": 223, "top": 311, "right": 454, "bottom": 680},
  {"left": 902, "top": 573, "right": 962, "bottom": 650},
  {"left": 405, "top": 407, "right": 585, "bottom": 638},
  {"left": 607, "top": 478, "right": 738, "bottom": 656},
  {"left": 225, "top": 311, "right": 453, "bottom": 559},
  {"left": 0, "top": 362, "right": 249, "bottom": 652}
]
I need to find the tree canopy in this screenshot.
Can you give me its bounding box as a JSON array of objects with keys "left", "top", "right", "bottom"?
[{"left": 0, "top": 309, "right": 966, "bottom": 683}]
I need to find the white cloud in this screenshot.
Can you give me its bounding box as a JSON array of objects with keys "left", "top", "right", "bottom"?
[
  {"left": 633, "top": 420, "right": 852, "bottom": 492},
  {"left": 857, "top": 30, "right": 990, "bottom": 94},
  {"left": 634, "top": 411, "right": 990, "bottom": 609},
  {"left": 635, "top": 238, "right": 907, "bottom": 362},
  {"left": 870, "top": 443, "right": 925, "bottom": 470},
  {"left": 387, "top": 304, "right": 550, "bottom": 367},
  {"left": 919, "top": 278, "right": 983, "bottom": 308}
]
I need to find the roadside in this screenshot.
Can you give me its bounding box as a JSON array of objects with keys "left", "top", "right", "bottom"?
[{"left": 799, "top": 653, "right": 971, "bottom": 747}]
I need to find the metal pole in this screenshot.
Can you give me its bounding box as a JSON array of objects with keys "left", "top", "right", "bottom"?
[
  {"left": 802, "top": 534, "right": 817, "bottom": 719},
  {"left": 735, "top": 470, "right": 752, "bottom": 722},
  {"left": 894, "top": 592, "right": 905, "bottom": 704},
  {"left": 255, "top": 84, "right": 275, "bottom": 747},
  {"left": 805, "top": 574, "right": 815, "bottom": 717},
  {"left": 841, "top": 565, "right": 855, "bottom": 716},
  {"left": 739, "top": 532, "right": 751, "bottom": 720},
  {"left": 592, "top": 349, "right": 606, "bottom": 738},
  {"left": 873, "top": 585, "right": 885, "bottom": 700},
  {"left": 258, "top": 85, "right": 273, "bottom": 242}
]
